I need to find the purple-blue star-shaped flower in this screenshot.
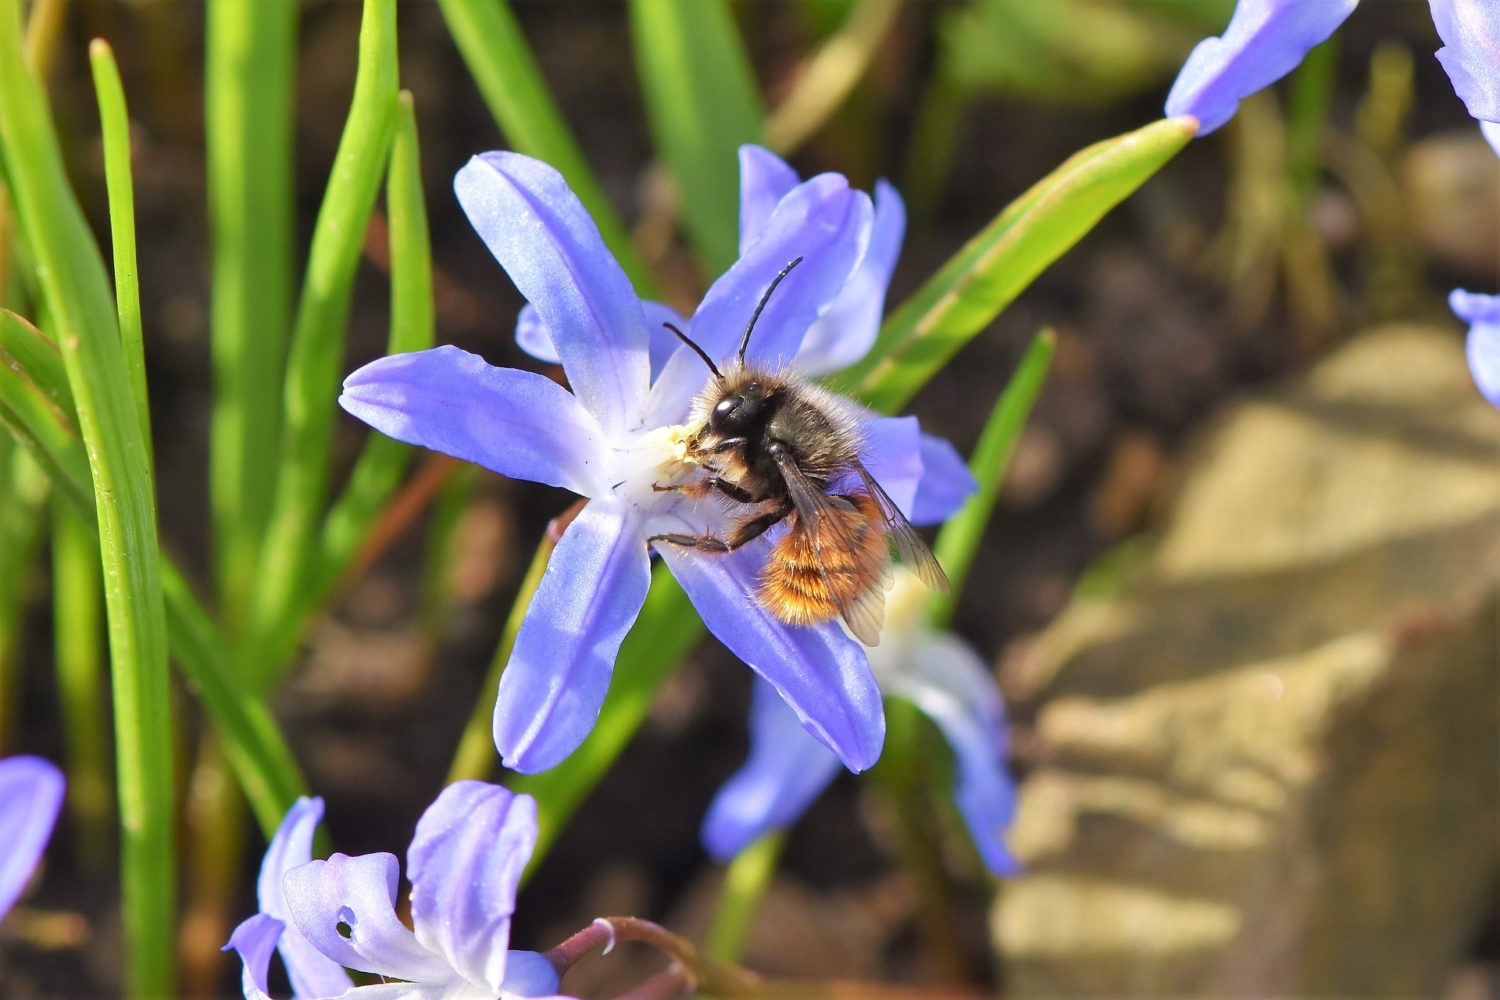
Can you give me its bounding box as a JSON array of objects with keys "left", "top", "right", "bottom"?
[
  {"left": 1452, "top": 289, "right": 1500, "bottom": 407},
  {"left": 0, "top": 755, "right": 64, "bottom": 920},
  {"left": 703, "top": 572, "right": 1019, "bottom": 875},
  {"left": 340, "top": 149, "right": 975, "bottom": 776},
  {"left": 225, "top": 782, "right": 569, "bottom": 1000},
  {"left": 1166, "top": 0, "right": 1500, "bottom": 136}
]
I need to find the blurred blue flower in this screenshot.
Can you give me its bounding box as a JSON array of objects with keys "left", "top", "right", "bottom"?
[
  {"left": 704, "top": 572, "right": 1020, "bottom": 876},
  {"left": 340, "top": 150, "right": 974, "bottom": 776},
  {"left": 1452, "top": 289, "right": 1500, "bottom": 407},
  {"left": 0, "top": 755, "right": 64, "bottom": 920},
  {"left": 225, "top": 783, "right": 569, "bottom": 1000},
  {"left": 1166, "top": 0, "right": 1500, "bottom": 136}
]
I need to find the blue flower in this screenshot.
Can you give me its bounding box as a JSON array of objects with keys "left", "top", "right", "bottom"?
[
  {"left": 0, "top": 755, "right": 64, "bottom": 920},
  {"left": 1452, "top": 289, "right": 1500, "bottom": 407},
  {"left": 340, "top": 150, "right": 975, "bottom": 776},
  {"left": 225, "top": 783, "right": 569, "bottom": 1000},
  {"left": 1166, "top": 0, "right": 1500, "bottom": 136},
  {"left": 703, "top": 572, "right": 1020, "bottom": 876}
]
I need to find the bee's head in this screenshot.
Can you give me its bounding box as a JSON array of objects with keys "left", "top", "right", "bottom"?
[{"left": 708, "top": 382, "right": 766, "bottom": 436}]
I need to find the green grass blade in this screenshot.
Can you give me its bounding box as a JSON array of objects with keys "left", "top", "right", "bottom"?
[
  {"left": 835, "top": 117, "right": 1196, "bottom": 412},
  {"left": 629, "top": 0, "right": 763, "bottom": 274},
  {"left": 252, "top": 0, "right": 398, "bottom": 657},
  {"left": 52, "top": 497, "right": 113, "bottom": 868},
  {"left": 436, "top": 0, "right": 657, "bottom": 296},
  {"left": 510, "top": 565, "right": 702, "bottom": 867},
  {"left": 87, "top": 41, "right": 150, "bottom": 459},
  {"left": 929, "top": 329, "right": 1054, "bottom": 625},
  {"left": 0, "top": 309, "right": 309, "bottom": 837},
  {"left": 0, "top": 3, "right": 174, "bottom": 989},
  {"left": 317, "top": 91, "right": 433, "bottom": 596},
  {"left": 205, "top": 0, "right": 296, "bottom": 628},
  {"left": 0, "top": 443, "right": 48, "bottom": 749}
]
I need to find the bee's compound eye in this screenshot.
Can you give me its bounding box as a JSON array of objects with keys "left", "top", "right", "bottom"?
[{"left": 710, "top": 395, "right": 742, "bottom": 429}]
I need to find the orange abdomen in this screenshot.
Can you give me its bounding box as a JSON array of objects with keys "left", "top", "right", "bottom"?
[{"left": 759, "top": 493, "right": 888, "bottom": 627}]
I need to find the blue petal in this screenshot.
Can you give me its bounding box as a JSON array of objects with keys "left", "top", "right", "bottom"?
[
  {"left": 283, "top": 852, "right": 452, "bottom": 983},
  {"left": 408, "top": 783, "right": 537, "bottom": 994},
  {"left": 455, "top": 153, "right": 650, "bottom": 433},
  {"left": 858, "top": 414, "right": 922, "bottom": 516},
  {"left": 796, "top": 179, "right": 907, "bottom": 376},
  {"left": 255, "top": 797, "right": 353, "bottom": 999},
  {"left": 911, "top": 433, "right": 978, "bottom": 526},
  {"left": 702, "top": 680, "right": 842, "bottom": 860},
  {"left": 516, "top": 301, "right": 690, "bottom": 381},
  {"left": 0, "top": 756, "right": 62, "bottom": 919},
  {"left": 658, "top": 543, "right": 885, "bottom": 771},
  {"left": 737, "top": 146, "right": 800, "bottom": 253},
  {"left": 1482, "top": 120, "right": 1500, "bottom": 157},
  {"left": 493, "top": 500, "right": 652, "bottom": 773},
  {"left": 1431, "top": 0, "right": 1500, "bottom": 122},
  {"left": 341, "top": 346, "right": 607, "bottom": 497},
  {"left": 224, "top": 913, "right": 284, "bottom": 1000},
  {"left": 1452, "top": 288, "right": 1500, "bottom": 407},
  {"left": 890, "top": 633, "right": 1021, "bottom": 875},
  {"left": 499, "top": 951, "right": 565, "bottom": 998},
  {"left": 1165, "top": 0, "right": 1358, "bottom": 135},
  {"left": 646, "top": 175, "right": 873, "bottom": 424}
]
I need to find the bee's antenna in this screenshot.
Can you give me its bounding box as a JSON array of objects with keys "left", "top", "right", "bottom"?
[
  {"left": 737, "top": 256, "right": 804, "bottom": 366},
  {"left": 662, "top": 322, "right": 724, "bottom": 381}
]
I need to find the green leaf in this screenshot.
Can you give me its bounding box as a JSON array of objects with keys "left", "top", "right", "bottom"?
[
  {"left": 929, "top": 329, "right": 1054, "bottom": 625},
  {"left": 205, "top": 0, "right": 296, "bottom": 628},
  {"left": 251, "top": 0, "right": 398, "bottom": 665},
  {"left": 0, "top": 308, "right": 310, "bottom": 837},
  {"left": 436, "top": 0, "right": 657, "bottom": 296},
  {"left": 316, "top": 91, "right": 434, "bottom": 610},
  {"left": 0, "top": 3, "right": 174, "bottom": 989},
  {"left": 836, "top": 117, "right": 1196, "bottom": 413},
  {"left": 629, "top": 0, "right": 764, "bottom": 274},
  {"left": 87, "top": 41, "right": 149, "bottom": 456}
]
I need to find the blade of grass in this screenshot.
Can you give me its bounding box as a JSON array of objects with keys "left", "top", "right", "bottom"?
[
  {"left": 928, "top": 329, "right": 1054, "bottom": 626},
  {"left": 251, "top": 0, "right": 398, "bottom": 667},
  {"left": 0, "top": 309, "right": 309, "bottom": 835},
  {"left": 316, "top": 91, "right": 433, "bottom": 604},
  {"left": 0, "top": 2, "right": 174, "bottom": 988},
  {"left": 629, "top": 0, "right": 763, "bottom": 274},
  {"left": 0, "top": 442, "right": 48, "bottom": 750},
  {"left": 52, "top": 496, "right": 113, "bottom": 869},
  {"left": 764, "top": 0, "right": 903, "bottom": 156},
  {"left": 435, "top": 0, "right": 656, "bottom": 296},
  {"left": 205, "top": 0, "right": 296, "bottom": 629},
  {"left": 835, "top": 117, "right": 1196, "bottom": 412},
  {"left": 88, "top": 41, "right": 151, "bottom": 476}
]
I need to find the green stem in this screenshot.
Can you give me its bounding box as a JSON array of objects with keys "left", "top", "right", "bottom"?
[{"left": 704, "top": 831, "right": 786, "bottom": 964}]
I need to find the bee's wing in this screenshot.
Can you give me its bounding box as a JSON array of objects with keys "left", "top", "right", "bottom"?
[
  {"left": 770, "top": 450, "right": 890, "bottom": 645},
  {"left": 852, "top": 460, "right": 950, "bottom": 594}
]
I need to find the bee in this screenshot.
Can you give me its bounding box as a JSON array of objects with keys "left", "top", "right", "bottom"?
[{"left": 647, "top": 258, "right": 949, "bottom": 646}]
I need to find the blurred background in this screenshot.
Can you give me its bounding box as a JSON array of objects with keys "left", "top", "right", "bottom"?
[{"left": 1, "top": 1, "right": 1495, "bottom": 996}]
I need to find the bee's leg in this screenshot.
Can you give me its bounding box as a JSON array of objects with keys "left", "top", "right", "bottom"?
[
  {"left": 653, "top": 475, "right": 771, "bottom": 505},
  {"left": 648, "top": 501, "right": 792, "bottom": 554}
]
